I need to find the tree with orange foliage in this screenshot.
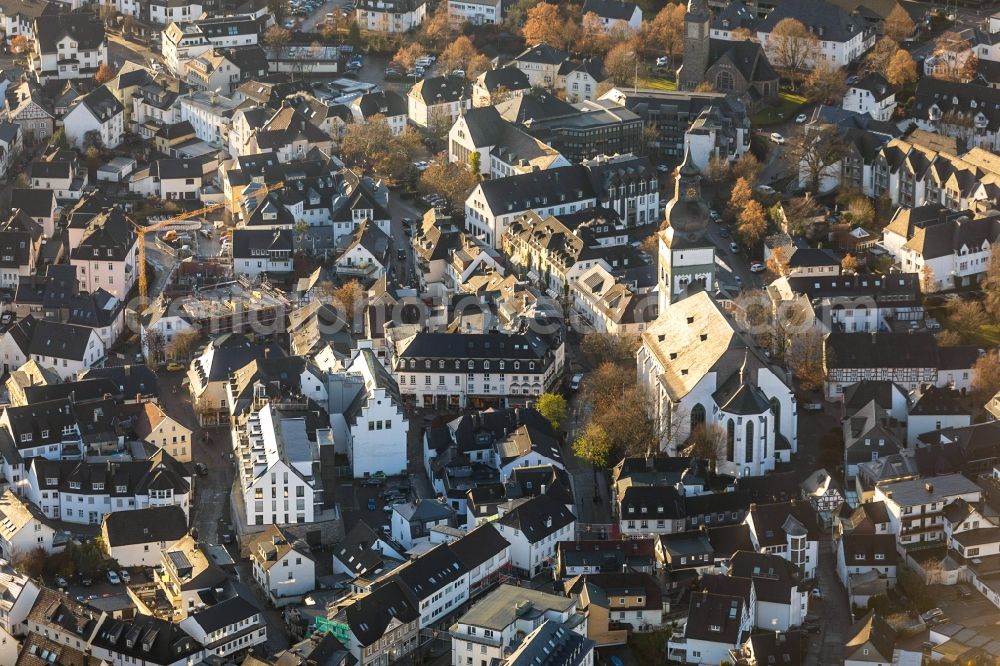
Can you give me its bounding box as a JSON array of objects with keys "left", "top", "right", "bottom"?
[
  {"left": 886, "top": 49, "right": 918, "bottom": 87},
  {"left": 578, "top": 12, "right": 608, "bottom": 55},
  {"left": 522, "top": 3, "right": 571, "bottom": 50},
  {"left": 94, "top": 63, "right": 115, "bottom": 85},
  {"left": 638, "top": 2, "right": 685, "bottom": 63}
]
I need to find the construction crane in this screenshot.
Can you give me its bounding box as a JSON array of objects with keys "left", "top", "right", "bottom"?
[{"left": 134, "top": 180, "right": 286, "bottom": 307}]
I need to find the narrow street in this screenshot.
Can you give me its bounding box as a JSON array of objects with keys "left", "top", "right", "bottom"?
[{"left": 813, "top": 537, "right": 853, "bottom": 666}]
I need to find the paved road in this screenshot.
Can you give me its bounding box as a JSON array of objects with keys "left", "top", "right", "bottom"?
[{"left": 813, "top": 537, "right": 853, "bottom": 666}]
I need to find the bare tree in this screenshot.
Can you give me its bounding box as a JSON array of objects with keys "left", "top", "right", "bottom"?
[
  {"left": 684, "top": 423, "right": 726, "bottom": 472},
  {"left": 786, "top": 329, "right": 827, "bottom": 391},
  {"left": 784, "top": 125, "right": 846, "bottom": 193},
  {"left": 768, "top": 18, "right": 819, "bottom": 84}
]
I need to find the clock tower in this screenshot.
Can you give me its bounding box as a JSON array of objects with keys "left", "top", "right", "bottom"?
[
  {"left": 678, "top": 0, "right": 711, "bottom": 90},
  {"left": 658, "top": 148, "right": 716, "bottom": 310}
]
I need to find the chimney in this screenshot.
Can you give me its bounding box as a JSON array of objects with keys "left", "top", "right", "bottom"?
[{"left": 925, "top": 482, "right": 934, "bottom": 493}]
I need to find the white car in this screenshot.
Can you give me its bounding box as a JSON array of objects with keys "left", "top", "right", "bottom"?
[
  {"left": 756, "top": 184, "right": 776, "bottom": 195},
  {"left": 795, "top": 113, "right": 808, "bottom": 123},
  {"left": 570, "top": 373, "right": 584, "bottom": 391},
  {"left": 106, "top": 570, "right": 121, "bottom": 585},
  {"left": 750, "top": 261, "right": 765, "bottom": 273},
  {"left": 769, "top": 132, "right": 785, "bottom": 144},
  {"left": 655, "top": 56, "right": 669, "bottom": 67},
  {"left": 119, "top": 570, "right": 131, "bottom": 584}
]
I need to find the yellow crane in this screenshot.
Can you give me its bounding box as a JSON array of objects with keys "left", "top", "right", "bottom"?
[{"left": 134, "top": 180, "right": 286, "bottom": 307}]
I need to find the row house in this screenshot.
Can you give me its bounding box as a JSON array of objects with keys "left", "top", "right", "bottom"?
[
  {"left": 30, "top": 13, "right": 107, "bottom": 84},
  {"left": 355, "top": 0, "right": 427, "bottom": 32},
  {"left": 412, "top": 210, "right": 505, "bottom": 297},
  {"left": 881, "top": 203, "right": 1000, "bottom": 292},
  {"left": 466, "top": 155, "right": 657, "bottom": 248},
  {"left": 874, "top": 473, "right": 982, "bottom": 548},
  {"left": 391, "top": 330, "right": 565, "bottom": 410},
  {"left": 161, "top": 15, "right": 260, "bottom": 74},
  {"left": 25, "top": 449, "right": 191, "bottom": 525},
  {"left": 912, "top": 78, "right": 1000, "bottom": 152},
  {"left": 68, "top": 205, "right": 138, "bottom": 300}
]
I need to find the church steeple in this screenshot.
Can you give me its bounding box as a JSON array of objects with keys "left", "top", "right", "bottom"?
[{"left": 679, "top": 0, "right": 711, "bottom": 90}]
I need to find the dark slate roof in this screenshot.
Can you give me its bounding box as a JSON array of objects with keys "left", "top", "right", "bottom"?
[
  {"left": 685, "top": 590, "right": 746, "bottom": 644},
  {"left": 841, "top": 533, "right": 898, "bottom": 567},
  {"left": 397, "top": 332, "right": 551, "bottom": 362},
  {"left": 102, "top": 505, "right": 188, "bottom": 546},
  {"left": 34, "top": 12, "right": 105, "bottom": 52},
  {"left": 708, "top": 39, "right": 778, "bottom": 84},
  {"left": 11, "top": 188, "right": 55, "bottom": 219},
  {"left": 758, "top": 0, "right": 870, "bottom": 43},
  {"left": 845, "top": 611, "right": 897, "bottom": 662},
  {"left": 344, "top": 579, "right": 418, "bottom": 647},
  {"left": 513, "top": 42, "right": 570, "bottom": 66},
  {"left": 190, "top": 594, "right": 260, "bottom": 633},
  {"left": 619, "top": 484, "right": 685, "bottom": 520},
  {"left": 77, "top": 85, "right": 124, "bottom": 122},
  {"left": 730, "top": 551, "right": 798, "bottom": 604},
  {"left": 448, "top": 523, "right": 509, "bottom": 571},
  {"left": 232, "top": 228, "right": 293, "bottom": 259},
  {"left": 411, "top": 76, "right": 468, "bottom": 105},
  {"left": 477, "top": 165, "right": 593, "bottom": 213},
  {"left": 92, "top": 615, "right": 201, "bottom": 664},
  {"left": 825, "top": 332, "right": 939, "bottom": 369},
  {"left": 913, "top": 78, "right": 1000, "bottom": 132},
  {"left": 333, "top": 521, "right": 387, "bottom": 576},
  {"left": 354, "top": 90, "right": 407, "bottom": 119},
  {"left": 497, "top": 492, "right": 576, "bottom": 543},
  {"left": 581, "top": 0, "right": 638, "bottom": 20},
  {"left": 910, "top": 386, "right": 969, "bottom": 416},
  {"left": 706, "top": 524, "right": 755, "bottom": 559},
  {"left": 787, "top": 247, "right": 839, "bottom": 268},
  {"left": 27, "top": 319, "right": 96, "bottom": 361},
  {"left": 477, "top": 67, "right": 530, "bottom": 93},
  {"left": 395, "top": 542, "right": 465, "bottom": 600},
  {"left": 748, "top": 501, "right": 821, "bottom": 547},
  {"left": 69, "top": 206, "right": 136, "bottom": 263},
  {"left": 851, "top": 73, "right": 895, "bottom": 101},
  {"left": 82, "top": 365, "right": 159, "bottom": 399}
]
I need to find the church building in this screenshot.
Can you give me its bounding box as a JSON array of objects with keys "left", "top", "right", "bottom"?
[{"left": 678, "top": 0, "right": 779, "bottom": 112}]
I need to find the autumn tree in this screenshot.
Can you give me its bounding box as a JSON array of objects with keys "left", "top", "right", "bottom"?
[
  {"left": 787, "top": 329, "right": 826, "bottom": 391},
  {"left": 9, "top": 35, "right": 29, "bottom": 55},
  {"left": 579, "top": 12, "right": 609, "bottom": 55},
  {"left": 421, "top": 3, "right": 454, "bottom": 45},
  {"left": 971, "top": 352, "right": 1000, "bottom": 400},
  {"left": 886, "top": 50, "right": 918, "bottom": 87},
  {"left": 581, "top": 333, "right": 640, "bottom": 365},
  {"left": 685, "top": 423, "right": 726, "bottom": 472},
  {"left": 332, "top": 280, "right": 366, "bottom": 323},
  {"left": 840, "top": 253, "right": 860, "bottom": 274},
  {"left": 785, "top": 124, "right": 845, "bottom": 193},
  {"left": 782, "top": 195, "right": 823, "bottom": 235},
  {"left": 738, "top": 200, "right": 768, "bottom": 248},
  {"left": 394, "top": 43, "right": 423, "bottom": 71},
  {"left": 946, "top": 299, "right": 988, "bottom": 339},
  {"left": 537, "top": 393, "right": 568, "bottom": 432},
  {"left": 766, "top": 245, "right": 792, "bottom": 277},
  {"left": 639, "top": 2, "right": 686, "bottom": 63},
  {"left": 694, "top": 81, "right": 715, "bottom": 92},
  {"left": 845, "top": 196, "right": 876, "bottom": 230},
  {"left": 919, "top": 264, "right": 937, "bottom": 293},
  {"left": 264, "top": 25, "right": 292, "bottom": 56},
  {"left": 768, "top": 18, "right": 819, "bottom": 84},
  {"left": 884, "top": 5, "right": 916, "bottom": 42},
  {"left": 573, "top": 423, "right": 612, "bottom": 468},
  {"left": 438, "top": 36, "right": 478, "bottom": 75},
  {"left": 93, "top": 63, "right": 115, "bottom": 85},
  {"left": 418, "top": 160, "right": 478, "bottom": 209},
  {"left": 728, "top": 177, "right": 753, "bottom": 219},
  {"left": 982, "top": 243, "right": 1000, "bottom": 317},
  {"left": 168, "top": 330, "right": 202, "bottom": 360},
  {"left": 604, "top": 41, "right": 645, "bottom": 87},
  {"left": 340, "top": 115, "right": 412, "bottom": 183},
  {"left": 13, "top": 547, "right": 47, "bottom": 578},
  {"left": 861, "top": 37, "right": 898, "bottom": 77},
  {"left": 523, "top": 3, "right": 572, "bottom": 50},
  {"left": 705, "top": 155, "right": 731, "bottom": 185},
  {"left": 467, "top": 53, "right": 491, "bottom": 80},
  {"left": 732, "top": 152, "right": 762, "bottom": 188},
  {"left": 932, "top": 32, "right": 972, "bottom": 82},
  {"left": 805, "top": 62, "right": 847, "bottom": 104}
]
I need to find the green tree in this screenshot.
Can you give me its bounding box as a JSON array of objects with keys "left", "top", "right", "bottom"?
[
  {"left": 536, "top": 393, "right": 568, "bottom": 432},
  {"left": 468, "top": 151, "right": 481, "bottom": 176},
  {"left": 573, "top": 423, "right": 611, "bottom": 468}
]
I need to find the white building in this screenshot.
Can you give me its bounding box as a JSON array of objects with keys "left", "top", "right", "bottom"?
[
  {"left": 180, "top": 90, "right": 239, "bottom": 146},
  {"left": 235, "top": 403, "right": 324, "bottom": 526},
  {"left": 232, "top": 228, "right": 294, "bottom": 279},
  {"left": 328, "top": 346, "right": 408, "bottom": 479},
  {"left": 30, "top": 13, "right": 107, "bottom": 84},
  {"left": 249, "top": 526, "right": 316, "bottom": 607},
  {"left": 745, "top": 501, "right": 820, "bottom": 579},
  {"left": 68, "top": 206, "right": 138, "bottom": 301},
  {"left": 494, "top": 493, "right": 576, "bottom": 577},
  {"left": 447, "top": 0, "right": 501, "bottom": 25},
  {"left": 874, "top": 473, "right": 982, "bottom": 548},
  {"left": 63, "top": 86, "right": 125, "bottom": 150},
  {"left": 161, "top": 15, "right": 260, "bottom": 75},
  {"left": 0, "top": 490, "right": 55, "bottom": 561},
  {"left": 637, "top": 291, "right": 797, "bottom": 475},
  {"left": 580, "top": 0, "right": 642, "bottom": 31},
  {"left": 100, "top": 505, "right": 189, "bottom": 567},
  {"left": 408, "top": 76, "right": 471, "bottom": 129},
  {"left": 842, "top": 74, "right": 896, "bottom": 122},
  {"left": 757, "top": 0, "right": 875, "bottom": 69},
  {"left": 355, "top": 0, "right": 427, "bottom": 32}
]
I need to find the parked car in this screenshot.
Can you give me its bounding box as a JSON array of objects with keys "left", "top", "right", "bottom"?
[
  {"left": 801, "top": 403, "right": 823, "bottom": 413},
  {"left": 397, "top": 248, "right": 407, "bottom": 260},
  {"left": 926, "top": 318, "right": 941, "bottom": 331},
  {"left": 382, "top": 504, "right": 394, "bottom": 513},
  {"left": 80, "top": 575, "right": 93, "bottom": 586},
  {"left": 119, "top": 570, "right": 131, "bottom": 584},
  {"left": 367, "top": 498, "right": 377, "bottom": 511},
  {"left": 719, "top": 227, "right": 730, "bottom": 238},
  {"left": 795, "top": 113, "right": 808, "bottom": 123},
  {"left": 769, "top": 132, "right": 785, "bottom": 144},
  {"left": 921, "top": 608, "right": 944, "bottom": 622},
  {"left": 756, "top": 184, "right": 776, "bottom": 195},
  {"left": 750, "top": 261, "right": 765, "bottom": 273},
  {"left": 165, "top": 361, "right": 185, "bottom": 372},
  {"left": 570, "top": 373, "right": 584, "bottom": 391},
  {"left": 106, "top": 570, "right": 121, "bottom": 585},
  {"left": 195, "top": 463, "right": 208, "bottom": 476},
  {"left": 55, "top": 576, "right": 68, "bottom": 588},
  {"left": 729, "top": 242, "right": 740, "bottom": 253},
  {"left": 655, "top": 56, "right": 669, "bottom": 67}
]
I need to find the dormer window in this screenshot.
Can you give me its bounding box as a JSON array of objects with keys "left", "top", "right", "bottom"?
[
  {"left": 116, "top": 485, "right": 127, "bottom": 493},
  {"left": 41, "top": 430, "right": 49, "bottom": 439},
  {"left": 69, "top": 481, "right": 80, "bottom": 490}
]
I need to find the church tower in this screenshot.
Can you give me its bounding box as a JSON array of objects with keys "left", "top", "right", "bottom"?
[
  {"left": 678, "top": 0, "right": 711, "bottom": 91},
  {"left": 657, "top": 148, "right": 716, "bottom": 312}
]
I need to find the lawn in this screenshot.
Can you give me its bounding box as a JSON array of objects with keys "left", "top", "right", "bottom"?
[
  {"left": 638, "top": 76, "right": 677, "bottom": 91},
  {"left": 751, "top": 91, "right": 808, "bottom": 126}
]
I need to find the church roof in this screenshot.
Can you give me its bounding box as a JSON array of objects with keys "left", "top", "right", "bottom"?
[{"left": 708, "top": 39, "right": 778, "bottom": 84}]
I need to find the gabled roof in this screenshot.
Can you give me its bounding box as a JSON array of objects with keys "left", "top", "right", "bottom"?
[
  {"left": 758, "top": 0, "right": 870, "bottom": 42},
  {"left": 102, "top": 505, "right": 188, "bottom": 547},
  {"left": 513, "top": 42, "right": 570, "bottom": 66},
  {"left": 34, "top": 12, "right": 105, "bottom": 53},
  {"left": 497, "top": 492, "right": 576, "bottom": 543},
  {"left": 845, "top": 611, "right": 897, "bottom": 662},
  {"left": 581, "top": 0, "right": 638, "bottom": 20},
  {"left": 410, "top": 76, "right": 468, "bottom": 105},
  {"left": 343, "top": 580, "right": 419, "bottom": 646}
]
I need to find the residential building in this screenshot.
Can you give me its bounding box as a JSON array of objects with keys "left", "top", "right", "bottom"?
[
  {"left": 355, "top": 0, "right": 427, "bottom": 32},
  {"left": 63, "top": 85, "right": 125, "bottom": 150},
  {"left": 757, "top": 0, "right": 876, "bottom": 68},
  {"left": 232, "top": 228, "right": 294, "bottom": 279},
  {"left": 129, "top": 159, "right": 204, "bottom": 200},
  {"left": 844, "top": 612, "right": 899, "bottom": 666},
  {"left": 874, "top": 473, "right": 982, "bottom": 547},
  {"left": 566, "top": 573, "right": 664, "bottom": 643},
  {"left": 472, "top": 67, "right": 531, "bottom": 107},
  {"left": 68, "top": 206, "right": 138, "bottom": 300},
  {"left": 494, "top": 492, "right": 576, "bottom": 577},
  {"left": 408, "top": 76, "right": 471, "bottom": 129},
  {"left": 450, "top": 584, "right": 586, "bottom": 666},
  {"left": 26, "top": 450, "right": 192, "bottom": 525},
  {"left": 91, "top": 615, "right": 202, "bottom": 666},
  {"left": 392, "top": 330, "right": 565, "bottom": 410},
  {"left": 448, "top": 106, "right": 569, "bottom": 180},
  {"left": 0, "top": 490, "right": 55, "bottom": 561},
  {"left": 327, "top": 579, "right": 420, "bottom": 666},
  {"left": 391, "top": 499, "right": 454, "bottom": 549},
  {"left": 745, "top": 501, "right": 821, "bottom": 578},
  {"left": 100, "top": 505, "right": 189, "bottom": 567},
  {"left": 581, "top": 0, "right": 641, "bottom": 30},
  {"left": 350, "top": 90, "right": 408, "bottom": 135},
  {"left": 842, "top": 73, "right": 896, "bottom": 122},
  {"left": 30, "top": 13, "right": 107, "bottom": 84},
  {"left": 447, "top": 0, "right": 501, "bottom": 25},
  {"left": 248, "top": 526, "right": 315, "bottom": 607},
  {"left": 130, "top": 401, "right": 194, "bottom": 463},
  {"left": 669, "top": 588, "right": 752, "bottom": 664},
  {"left": 912, "top": 78, "right": 1000, "bottom": 151},
  {"left": 4, "top": 82, "right": 54, "bottom": 143}
]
